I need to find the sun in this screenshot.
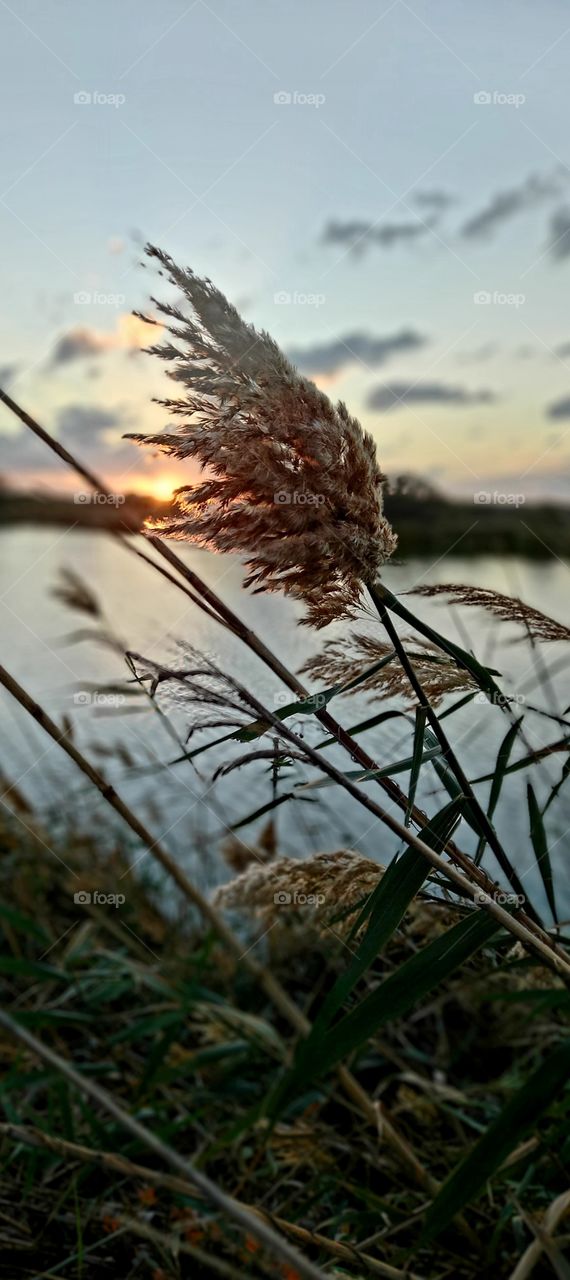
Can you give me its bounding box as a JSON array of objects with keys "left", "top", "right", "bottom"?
[{"left": 149, "top": 476, "right": 180, "bottom": 502}]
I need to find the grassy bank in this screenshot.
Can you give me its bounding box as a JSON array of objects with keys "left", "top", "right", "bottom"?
[{"left": 1, "top": 802, "right": 569, "bottom": 1280}]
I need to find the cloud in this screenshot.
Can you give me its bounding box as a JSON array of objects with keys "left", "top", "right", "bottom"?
[
  {"left": 456, "top": 342, "right": 499, "bottom": 364},
  {"left": 0, "top": 363, "right": 18, "bottom": 387},
  {"left": 288, "top": 328, "right": 427, "bottom": 376},
  {"left": 367, "top": 381, "right": 497, "bottom": 412},
  {"left": 547, "top": 207, "right": 570, "bottom": 261},
  {"left": 461, "top": 172, "right": 565, "bottom": 241},
  {"left": 0, "top": 403, "right": 133, "bottom": 474},
  {"left": 56, "top": 404, "right": 130, "bottom": 443},
  {"left": 546, "top": 394, "right": 570, "bottom": 419},
  {"left": 0, "top": 428, "right": 44, "bottom": 470},
  {"left": 413, "top": 189, "right": 455, "bottom": 211},
  {"left": 321, "top": 217, "right": 432, "bottom": 255},
  {"left": 50, "top": 314, "right": 158, "bottom": 367},
  {"left": 51, "top": 328, "right": 113, "bottom": 365}
]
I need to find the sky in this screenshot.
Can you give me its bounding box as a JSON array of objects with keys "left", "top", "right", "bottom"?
[{"left": 2, "top": 0, "right": 570, "bottom": 501}]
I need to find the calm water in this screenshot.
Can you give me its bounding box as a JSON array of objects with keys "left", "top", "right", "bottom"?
[{"left": 1, "top": 526, "right": 569, "bottom": 918}]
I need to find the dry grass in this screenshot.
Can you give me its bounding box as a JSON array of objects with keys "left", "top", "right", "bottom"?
[
  {"left": 300, "top": 629, "right": 476, "bottom": 706},
  {"left": 411, "top": 583, "right": 570, "bottom": 643},
  {"left": 1, "top": 814, "right": 567, "bottom": 1279}
]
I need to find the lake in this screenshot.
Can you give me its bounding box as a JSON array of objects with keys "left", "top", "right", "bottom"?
[{"left": 1, "top": 526, "right": 569, "bottom": 920}]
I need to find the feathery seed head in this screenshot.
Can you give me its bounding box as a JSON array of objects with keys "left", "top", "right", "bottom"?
[
  {"left": 301, "top": 629, "right": 476, "bottom": 706},
  {"left": 128, "top": 245, "right": 397, "bottom": 627}
]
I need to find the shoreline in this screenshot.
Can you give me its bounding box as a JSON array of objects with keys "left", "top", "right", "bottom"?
[{"left": 1, "top": 489, "right": 568, "bottom": 557}]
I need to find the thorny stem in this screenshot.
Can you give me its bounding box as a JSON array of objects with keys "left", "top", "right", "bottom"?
[{"left": 0, "top": 388, "right": 558, "bottom": 958}]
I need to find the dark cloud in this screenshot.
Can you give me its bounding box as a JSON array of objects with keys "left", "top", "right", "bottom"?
[
  {"left": 0, "top": 364, "right": 18, "bottom": 387},
  {"left": 367, "top": 381, "right": 497, "bottom": 412},
  {"left": 289, "top": 328, "right": 427, "bottom": 376},
  {"left": 413, "top": 189, "right": 455, "bottom": 211},
  {"left": 546, "top": 394, "right": 570, "bottom": 419},
  {"left": 49, "top": 316, "right": 154, "bottom": 368},
  {"left": 0, "top": 404, "right": 132, "bottom": 474},
  {"left": 56, "top": 404, "right": 128, "bottom": 443},
  {"left": 321, "top": 217, "right": 432, "bottom": 255},
  {"left": 0, "top": 428, "right": 44, "bottom": 469},
  {"left": 547, "top": 207, "right": 570, "bottom": 261},
  {"left": 554, "top": 341, "right": 570, "bottom": 358},
  {"left": 461, "top": 172, "right": 564, "bottom": 240},
  {"left": 50, "top": 328, "right": 111, "bottom": 366}
]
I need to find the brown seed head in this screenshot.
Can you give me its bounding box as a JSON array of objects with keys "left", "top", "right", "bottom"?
[{"left": 128, "top": 245, "right": 397, "bottom": 627}]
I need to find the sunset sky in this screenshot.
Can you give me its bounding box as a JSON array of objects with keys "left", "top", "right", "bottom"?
[{"left": 2, "top": 0, "right": 570, "bottom": 500}]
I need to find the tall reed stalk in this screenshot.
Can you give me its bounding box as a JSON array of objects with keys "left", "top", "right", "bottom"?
[{"left": 0, "top": 386, "right": 562, "bottom": 966}]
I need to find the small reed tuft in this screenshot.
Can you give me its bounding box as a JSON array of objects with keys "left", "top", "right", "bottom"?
[
  {"left": 300, "top": 629, "right": 476, "bottom": 706},
  {"left": 411, "top": 584, "right": 570, "bottom": 644},
  {"left": 214, "top": 848, "right": 384, "bottom": 926},
  {"left": 214, "top": 849, "right": 459, "bottom": 944}
]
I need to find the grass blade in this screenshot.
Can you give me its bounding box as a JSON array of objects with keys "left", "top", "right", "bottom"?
[
  {"left": 270, "top": 905, "right": 498, "bottom": 1116},
  {"left": 372, "top": 582, "right": 506, "bottom": 704},
  {"left": 527, "top": 782, "right": 557, "bottom": 923},
  {"left": 318, "top": 909, "right": 498, "bottom": 1072},
  {"left": 406, "top": 707, "right": 427, "bottom": 825},
  {"left": 314, "top": 708, "right": 409, "bottom": 750},
  {"left": 298, "top": 745, "right": 442, "bottom": 791},
  {"left": 422, "top": 1036, "right": 570, "bottom": 1241},
  {"left": 472, "top": 736, "right": 570, "bottom": 783},
  {"left": 307, "top": 796, "right": 466, "bottom": 1032},
  {"left": 543, "top": 753, "right": 570, "bottom": 814},
  {"left": 475, "top": 717, "right": 523, "bottom": 864}
]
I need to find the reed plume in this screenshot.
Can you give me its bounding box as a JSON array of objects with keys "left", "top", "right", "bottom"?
[
  {"left": 411, "top": 584, "right": 570, "bottom": 643},
  {"left": 214, "top": 848, "right": 460, "bottom": 944},
  {"left": 128, "top": 245, "right": 397, "bottom": 628},
  {"left": 52, "top": 568, "right": 101, "bottom": 619},
  {"left": 301, "top": 629, "right": 476, "bottom": 706},
  {"left": 214, "top": 849, "right": 384, "bottom": 925}
]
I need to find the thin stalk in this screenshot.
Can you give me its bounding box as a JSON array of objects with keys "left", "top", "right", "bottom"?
[
  {"left": 368, "top": 581, "right": 534, "bottom": 915},
  {"left": 0, "top": 388, "right": 555, "bottom": 952},
  {"left": 0, "top": 1124, "right": 423, "bottom": 1280},
  {"left": 128, "top": 657, "right": 570, "bottom": 977},
  {"left": 0, "top": 661, "right": 439, "bottom": 1193},
  {"left": 0, "top": 1009, "right": 329, "bottom": 1280}
]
